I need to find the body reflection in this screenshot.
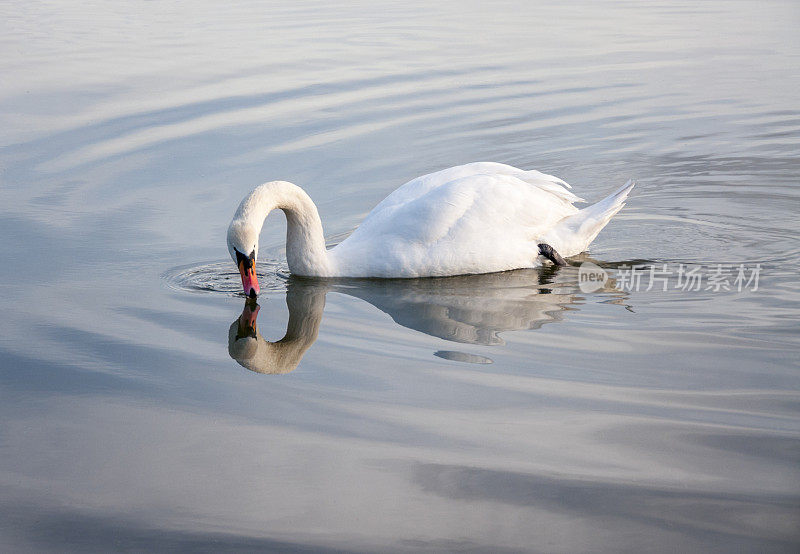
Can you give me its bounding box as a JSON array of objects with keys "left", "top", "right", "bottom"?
[
  {"left": 336, "top": 267, "right": 574, "bottom": 346},
  {"left": 228, "top": 264, "right": 625, "bottom": 374}
]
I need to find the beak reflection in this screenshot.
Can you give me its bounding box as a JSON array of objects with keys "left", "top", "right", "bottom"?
[{"left": 236, "top": 298, "right": 260, "bottom": 339}]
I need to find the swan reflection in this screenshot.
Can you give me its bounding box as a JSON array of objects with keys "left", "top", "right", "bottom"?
[{"left": 228, "top": 262, "right": 626, "bottom": 374}]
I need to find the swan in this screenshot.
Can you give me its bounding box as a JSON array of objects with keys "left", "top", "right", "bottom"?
[{"left": 227, "top": 162, "right": 634, "bottom": 296}]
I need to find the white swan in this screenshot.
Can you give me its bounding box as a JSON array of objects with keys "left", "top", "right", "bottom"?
[{"left": 227, "top": 162, "right": 633, "bottom": 296}]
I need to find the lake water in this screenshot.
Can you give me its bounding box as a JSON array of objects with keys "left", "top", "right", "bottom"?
[{"left": 1, "top": 1, "right": 799, "bottom": 552}]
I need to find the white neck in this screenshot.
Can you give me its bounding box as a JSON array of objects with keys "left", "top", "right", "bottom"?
[{"left": 231, "top": 181, "right": 333, "bottom": 276}]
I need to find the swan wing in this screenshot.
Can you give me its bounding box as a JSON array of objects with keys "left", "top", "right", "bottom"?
[
  {"left": 370, "top": 162, "right": 583, "bottom": 216},
  {"left": 332, "top": 171, "right": 580, "bottom": 277}
]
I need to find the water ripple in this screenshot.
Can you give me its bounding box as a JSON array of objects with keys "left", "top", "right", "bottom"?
[{"left": 162, "top": 259, "right": 289, "bottom": 296}]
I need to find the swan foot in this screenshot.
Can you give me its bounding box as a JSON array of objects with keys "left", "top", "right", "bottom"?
[{"left": 538, "top": 243, "right": 568, "bottom": 266}]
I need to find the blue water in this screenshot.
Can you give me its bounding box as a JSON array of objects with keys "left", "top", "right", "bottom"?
[{"left": 1, "top": 1, "right": 799, "bottom": 551}]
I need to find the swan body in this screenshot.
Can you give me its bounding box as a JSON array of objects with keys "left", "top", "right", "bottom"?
[{"left": 227, "top": 162, "right": 633, "bottom": 293}]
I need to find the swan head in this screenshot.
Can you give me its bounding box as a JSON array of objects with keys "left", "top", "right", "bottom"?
[{"left": 227, "top": 221, "right": 260, "bottom": 297}]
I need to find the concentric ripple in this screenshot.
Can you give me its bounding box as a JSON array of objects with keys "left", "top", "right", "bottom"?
[{"left": 162, "top": 259, "right": 289, "bottom": 296}]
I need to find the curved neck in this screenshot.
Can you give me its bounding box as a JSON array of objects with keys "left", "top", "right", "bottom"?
[{"left": 235, "top": 181, "right": 332, "bottom": 276}]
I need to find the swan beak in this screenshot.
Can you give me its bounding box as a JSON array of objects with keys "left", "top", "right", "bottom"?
[{"left": 239, "top": 259, "right": 260, "bottom": 298}]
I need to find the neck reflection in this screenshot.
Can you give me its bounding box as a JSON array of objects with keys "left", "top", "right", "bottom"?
[{"left": 228, "top": 282, "right": 327, "bottom": 374}]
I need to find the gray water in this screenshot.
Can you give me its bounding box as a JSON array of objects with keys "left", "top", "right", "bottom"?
[{"left": 1, "top": 1, "right": 799, "bottom": 552}]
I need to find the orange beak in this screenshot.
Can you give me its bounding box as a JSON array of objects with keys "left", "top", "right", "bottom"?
[{"left": 238, "top": 259, "right": 260, "bottom": 298}]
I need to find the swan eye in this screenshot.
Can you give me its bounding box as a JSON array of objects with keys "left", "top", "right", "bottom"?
[{"left": 235, "top": 248, "right": 253, "bottom": 269}]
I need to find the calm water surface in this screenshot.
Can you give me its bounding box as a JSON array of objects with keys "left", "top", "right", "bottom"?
[{"left": 1, "top": 1, "right": 799, "bottom": 552}]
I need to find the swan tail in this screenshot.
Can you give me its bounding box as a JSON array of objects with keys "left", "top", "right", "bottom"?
[{"left": 541, "top": 180, "right": 634, "bottom": 256}]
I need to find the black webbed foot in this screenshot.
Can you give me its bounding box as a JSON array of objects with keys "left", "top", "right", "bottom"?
[{"left": 538, "top": 243, "right": 568, "bottom": 266}]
